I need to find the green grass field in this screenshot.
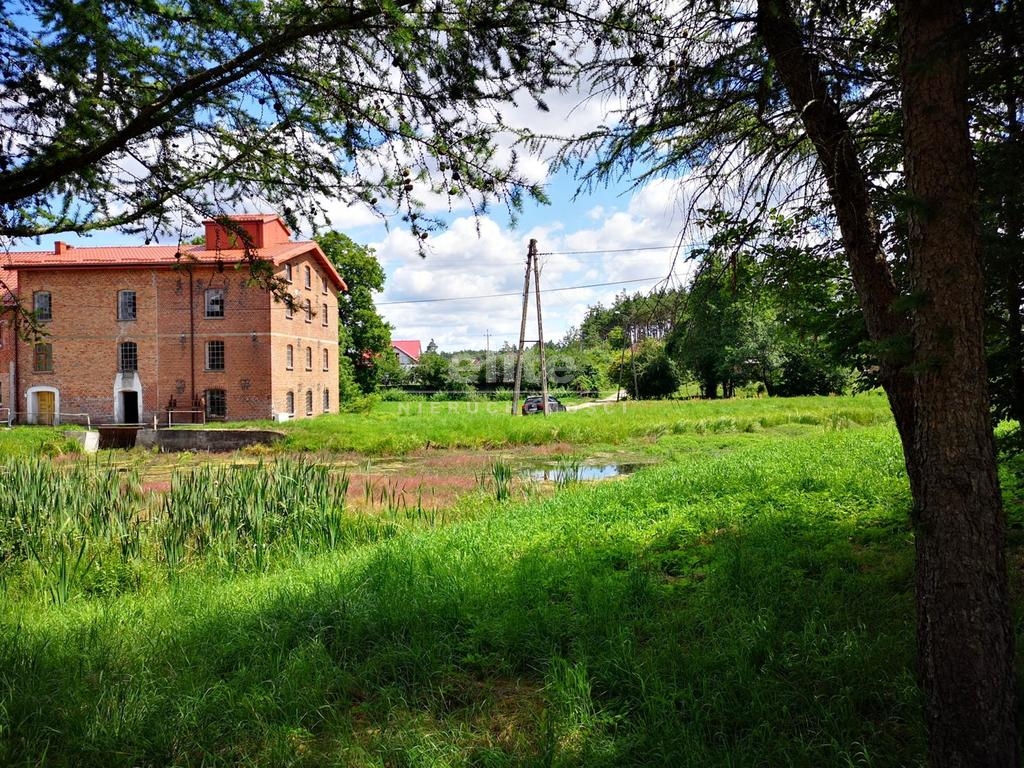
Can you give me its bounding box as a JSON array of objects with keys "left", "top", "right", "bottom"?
[
  {"left": 0, "top": 395, "right": 1020, "bottom": 767},
  {"left": 271, "top": 394, "right": 897, "bottom": 454}
]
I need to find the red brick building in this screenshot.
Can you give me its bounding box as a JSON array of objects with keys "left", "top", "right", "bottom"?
[
  {"left": 1, "top": 214, "right": 346, "bottom": 425},
  {"left": 0, "top": 265, "right": 17, "bottom": 424}
]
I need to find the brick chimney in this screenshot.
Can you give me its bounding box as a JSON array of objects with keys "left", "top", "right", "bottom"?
[
  {"left": 203, "top": 214, "right": 292, "bottom": 250},
  {"left": 54, "top": 241, "right": 72, "bottom": 254}
]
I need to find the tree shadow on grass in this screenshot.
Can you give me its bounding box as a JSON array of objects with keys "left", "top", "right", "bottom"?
[{"left": 0, "top": 505, "right": 925, "bottom": 768}]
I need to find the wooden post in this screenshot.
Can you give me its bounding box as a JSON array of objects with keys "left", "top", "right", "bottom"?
[
  {"left": 511, "top": 243, "right": 533, "bottom": 416},
  {"left": 531, "top": 240, "right": 549, "bottom": 415}
]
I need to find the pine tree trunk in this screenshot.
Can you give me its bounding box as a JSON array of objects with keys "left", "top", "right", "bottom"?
[
  {"left": 1000, "top": 18, "right": 1024, "bottom": 425},
  {"left": 898, "top": 1, "right": 1018, "bottom": 764},
  {"left": 758, "top": 0, "right": 1018, "bottom": 762},
  {"left": 756, "top": 0, "right": 919, "bottom": 493}
]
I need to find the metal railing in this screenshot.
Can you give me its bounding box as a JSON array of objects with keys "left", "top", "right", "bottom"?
[
  {"left": 58, "top": 412, "right": 92, "bottom": 429},
  {"left": 0, "top": 410, "right": 93, "bottom": 428},
  {"left": 166, "top": 409, "right": 206, "bottom": 427}
]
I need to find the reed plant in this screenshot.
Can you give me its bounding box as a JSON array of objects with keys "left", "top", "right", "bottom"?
[
  {"left": 159, "top": 459, "right": 363, "bottom": 574},
  {"left": 553, "top": 455, "right": 582, "bottom": 488},
  {"left": 0, "top": 456, "right": 391, "bottom": 599},
  {"left": 490, "top": 459, "right": 514, "bottom": 501}
]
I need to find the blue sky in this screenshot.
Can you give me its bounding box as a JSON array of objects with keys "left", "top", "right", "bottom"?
[
  {"left": 16, "top": 92, "right": 699, "bottom": 353},
  {"left": 333, "top": 87, "right": 703, "bottom": 352},
  {"left": 336, "top": 159, "right": 697, "bottom": 352}
]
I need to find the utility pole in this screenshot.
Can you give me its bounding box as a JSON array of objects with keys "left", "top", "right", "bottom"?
[
  {"left": 533, "top": 242, "right": 549, "bottom": 414},
  {"left": 511, "top": 239, "right": 548, "bottom": 415},
  {"left": 511, "top": 241, "right": 533, "bottom": 416}
]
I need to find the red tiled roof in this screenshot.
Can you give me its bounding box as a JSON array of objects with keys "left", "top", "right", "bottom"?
[
  {"left": 3, "top": 241, "right": 347, "bottom": 291},
  {"left": 392, "top": 339, "right": 422, "bottom": 361},
  {"left": 0, "top": 264, "right": 17, "bottom": 302}
]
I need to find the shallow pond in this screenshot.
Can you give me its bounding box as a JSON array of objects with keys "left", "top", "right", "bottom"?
[{"left": 523, "top": 462, "right": 647, "bottom": 482}]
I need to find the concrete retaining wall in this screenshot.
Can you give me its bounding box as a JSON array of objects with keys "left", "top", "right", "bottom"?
[
  {"left": 136, "top": 428, "right": 285, "bottom": 452},
  {"left": 64, "top": 430, "right": 100, "bottom": 453}
]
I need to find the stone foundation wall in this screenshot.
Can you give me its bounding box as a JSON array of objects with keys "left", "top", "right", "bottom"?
[{"left": 136, "top": 428, "right": 284, "bottom": 452}]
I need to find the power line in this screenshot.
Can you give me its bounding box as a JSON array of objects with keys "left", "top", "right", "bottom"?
[
  {"left": 377, "top": 274, "right": 677, "bottom": 306},
  {"left": 381, "top": 243, "right": 698, "bottom": 269},
  {"left": 538, "top": 245, "right": 685, "bottom": 256}
]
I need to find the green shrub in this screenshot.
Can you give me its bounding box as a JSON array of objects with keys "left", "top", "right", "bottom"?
[
  {"left": 379, "top": 388, "right": 418, "bottom": 402},
  {"left": 340, "top": 394, "right": 381, "bottom": 413}
]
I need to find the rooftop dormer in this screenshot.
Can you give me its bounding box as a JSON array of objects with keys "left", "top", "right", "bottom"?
[{"left": 203, "top": 214, "right": 292, "bottom": 250}]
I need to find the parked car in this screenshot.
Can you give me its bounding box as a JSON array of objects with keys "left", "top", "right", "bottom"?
[{"left": 522, "top": 395, "right": 567, "bottom": 414}]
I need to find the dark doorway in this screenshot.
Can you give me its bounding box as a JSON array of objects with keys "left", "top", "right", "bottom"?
[{"left": 122, "top": 391, "right": 139, "bottom": 423}]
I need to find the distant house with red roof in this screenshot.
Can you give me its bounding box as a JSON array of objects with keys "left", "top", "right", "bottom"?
[
  {"left": 392, "top": 339, "right": 422, "bottom": 369},
  {"left": 1, "top": 214, "right": 346, "bottom": 425}
]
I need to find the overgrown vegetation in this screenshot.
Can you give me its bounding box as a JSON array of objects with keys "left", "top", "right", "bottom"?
[{"left": 2, "top": 397, "right": 1018, "bottom": 765}]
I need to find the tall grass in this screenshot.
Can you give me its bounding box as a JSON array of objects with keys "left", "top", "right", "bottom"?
[
  {"left": 0, "top": 426, "right": 82, "bottom": 457},
  {"left": 0, "top": 420, "right": 944, "bottom": 766}
]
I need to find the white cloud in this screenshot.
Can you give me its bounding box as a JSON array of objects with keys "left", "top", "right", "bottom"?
[{"left": 372, "top": 173, "right": 700, "bottom": 352}]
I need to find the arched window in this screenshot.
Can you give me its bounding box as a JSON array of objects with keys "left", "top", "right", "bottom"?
[
  {"left": 322, "top": 389, "right": 330, "bottom": 413},
  {"left": 305, "top": 390, "right": 313, "bottom": 415},
  {"left": 285, "top": 391, "right": 295, "bottom": 415}
]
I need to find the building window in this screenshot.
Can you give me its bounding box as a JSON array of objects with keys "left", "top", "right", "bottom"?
[
  {"left": 33, "top": 291, "right": 52, "bottom": 322},
  {"left": 322, "top": 389, "right": 330, "bottom": 413},
  {"left": 206, "top": 340, "right": 225, "bottom": 371},
  {"left": 322, "top": 348, "right": 329, "bottom": 371},
  {"left": 305, "top": 346, "right": 313, "bottom": 370},
  {"left": 320, "top": 275, "right": 327, "bottom": 294},
  {"left": 206, "top": 389, "right": 227, "bottom": 419},
  {"left": 304, "top": 299, "right": 312, "bottom": 323},
  {"left": 205, "top": 288, "right": 225, "bottom": 318},
  {"left": 117, "top": 290, "right": 137, "bottom": 321},
  {"left": 33, "top": 342, "right": 53, "bottom": 372},
  {"left": 321, "top": 303, "right": 329, "bottom": 326},
  {"left": 304, "top": 265, "right": 311, "bottom": 289},
  {"left": 285, "top": 344, "right": 294, "bottom": 370},
  {"left": 284, "top": 264, "right": 293, "bottom": 283},
  {"left": 286, "top": 390, "right": 295, "bottom": 415},
  {"left": 305, "top": 390, "right": 313, "bottom": 416},
  {"left": 118, "top": 341, "right": 138, "bottom": 372},
  {"left": 285, "top": 296, "right": 294, "bottom": 320}
]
